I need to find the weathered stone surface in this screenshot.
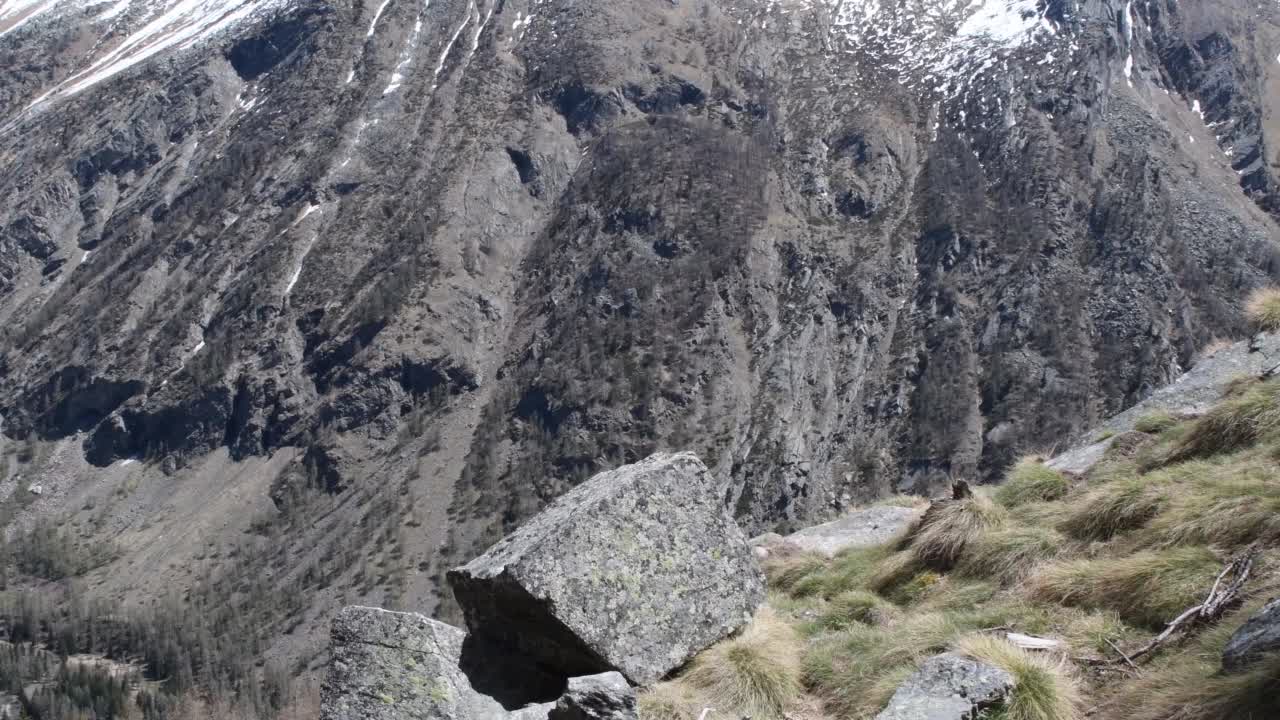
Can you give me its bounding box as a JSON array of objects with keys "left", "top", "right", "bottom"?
[
  {"left": 548, "top": 673, "right": 636, "bottom": 720},
  {"left": 875, "top": 653, "right": 1013, "bottom": 720},
  {"left": 321, "top": 606, "right": 553, "bottom": 720},
  {"left": 447, "top": 452, "right": 764, "bottom": 685},
  {"left": 781, "top": 505, "right": 922, "bottom": 557},
  {"left": 1050, "top": 334, "right": 1280, "bottom": 475},
  {"left": 1223, "top": 598, "right": 1280, "bottom": 672}
]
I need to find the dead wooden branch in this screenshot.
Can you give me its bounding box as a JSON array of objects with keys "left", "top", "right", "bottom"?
[{"left": 1123, "top": 544, "right": 1259, "bottom": 663}]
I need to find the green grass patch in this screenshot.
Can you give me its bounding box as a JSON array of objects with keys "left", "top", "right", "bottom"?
[
  {"left": 1133, "top": 411, "right": 1179, "bottom": 434},
  {"left": 956, "top": 526, "right": 1063, "bottom": 585},
  {"left": 1058, "top": 477, "right": 1165, "bottom": 541},
  {"left": 1171, "top": 378, "right": 1280, "bottom": 461},
  {"left": 1026, "top": 546, "right": 1222, "bottom": 629},
  {"left": 817, "top": 590, "right": 898, "bottom": 630},
  {"left": 995, "top": 459, "right": 1070, "bottom": 508}
]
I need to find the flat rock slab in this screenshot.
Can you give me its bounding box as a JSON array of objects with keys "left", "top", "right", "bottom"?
[
  {"left": 448, "top": 451, "right": 764, "bottom": 685},
  {"left": 875, "top": 653, "right": 1013, "bottom": 720},
  {"left": 321, "top": 606, "right": 552, "bottom": 720},
  {"left": 782, "top": 505, "right": 921, "bottom": 557},
  {"left": 1223, "top": 598, "right": 1280, "bottom": 672}
]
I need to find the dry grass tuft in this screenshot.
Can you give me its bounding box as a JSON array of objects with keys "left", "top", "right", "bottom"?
[
  {"left": 685, "top": 608, "right": 801, "bottom": 720},
  {"left": 995, "top": 459, "right": 1070, "bottom": 508},
  {"left": 637, "top": 681, "right": 698, "bottom": 720},
  {"left": 763, "top": 551, "right": 828, "bottom": 593},
  {"left": 956, "top": 634, "right": 1083, "bottom": 720},
  {"left": 956, "top": 526, "right": 1063, "bottom": 585},
  {"left": 1246, "top": 285, "right": 1280, "bottom": 332},
  {"left": 1171, "top": 378, "right": 1280, "bottom": 461},
  {"left": 1026, "top": 546, "right": 1222, "bottom": 629},
  {"left": 911, "top": 493, "right": 1008, "bottom": 570},
  {"left": 1058, "top": 477, "right": 1164, "bottom": 541},
  {"left": 818, "top": 590, "right": 899, "bottom": 630}
]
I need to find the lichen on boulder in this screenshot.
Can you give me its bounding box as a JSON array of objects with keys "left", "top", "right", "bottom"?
[
  {"left": 448, "top": 451, "right": 764, "bottom": 685},
  {"left": 321, "top": 606, "right": 554, "bottom": 720}
]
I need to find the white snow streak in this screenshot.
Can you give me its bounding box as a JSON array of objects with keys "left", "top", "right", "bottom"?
[
  {"left": 466, "top": 1, "right": 493, "bottom": 62},
  {"left": 284, "top": 234, "right": 318, "bottom": 298},
  {"left": 380, "top": 4, "right": 427, "bottom": 96},
  {"left": 0, "top": 0, "right": 60, "bottom": 38},
  {"left": 365, "top": 0, "right": 392, "bottom": 37},
  {"left": 432, "top": 2, "right": 472, "bottom": 90},
  {"left": 1122, "top": 0, "right": 1134, "bottom": 86},
  {"left": 20, "top": 0, "right": 287, "bottom": 110}
]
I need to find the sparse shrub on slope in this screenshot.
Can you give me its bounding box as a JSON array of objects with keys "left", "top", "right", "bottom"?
[
  {"left": 1245, "top": 285, "right": 1280, "bottom": 332},
  {"left": 995, "top": 458, "right": 1070, "bottom": 508},
  {"left": 956, "top": 634, "right": 1082, "bottom": 720},
  {"left": 1027, "top": 546, "right": 1222, "bottom": 629}
]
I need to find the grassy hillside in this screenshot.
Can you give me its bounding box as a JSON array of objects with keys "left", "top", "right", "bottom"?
[{"left": 641, "top": 377, "right": 1280, "bottom": 720}]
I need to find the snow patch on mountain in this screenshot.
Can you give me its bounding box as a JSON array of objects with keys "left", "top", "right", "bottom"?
[{"left": 9, "top": 0, "right": 290, "bottom": 113}]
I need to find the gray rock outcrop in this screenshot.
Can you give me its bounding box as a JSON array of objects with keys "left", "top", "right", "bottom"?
[
  {"left": 321, "top": 606, "right": 555, "bottom": 720},
  {"left": 776, "top": 505, "right": 921, "bottom": 557},
  {"left": 1049, "top": 334, "right": 1280, "bottom": 475},
  {"left": 1222, "top": 598, "right": 1280, "bottom": 672},
  {"left": 448, "top": 452, "right": 764, "bottom": 685},
  {"left": 548, "top": 673, "right": 637, "bottom": 720},
  {"left": 875, "top": 653, "right": 1013, "bottom": 720}
]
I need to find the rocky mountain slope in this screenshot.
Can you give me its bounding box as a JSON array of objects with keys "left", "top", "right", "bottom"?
[{"left": 4, "top": 0, "right": 1280, "bottom": 697}]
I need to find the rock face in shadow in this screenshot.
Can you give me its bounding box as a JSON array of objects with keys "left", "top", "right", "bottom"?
[
  {"left": 448, "top": 452, "right": 764, "bottom": 684},
  {"left": 875, "top": 653, "right": 1013, "bottom": 720},
  {"left": 1222, "top": 598, "right": 1280, "bottom": 672},
  {"left": 548, "top": 673, "right": 637, "bottom": 720}
]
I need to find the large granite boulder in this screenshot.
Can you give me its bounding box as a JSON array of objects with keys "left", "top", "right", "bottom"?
[
  {"left": 875, "top": 653, "right": 1013, "bottom": 720},
  {"left": 321, "top": 606, "right": 555, "bottom": 720},
  {"left": 448, "top": 452, "right": 764, "bottom": 685},
  {"left": 1223, "top": 598, "right": 1280, "bottom": 672},
  {"left": 548, "top": 673, "right": 637, "bottom": 720}
]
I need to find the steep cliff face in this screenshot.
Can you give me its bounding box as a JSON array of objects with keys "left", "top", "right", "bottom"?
[{"left": 2, "top": 0, "right": 1279, "bottom": 656}]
